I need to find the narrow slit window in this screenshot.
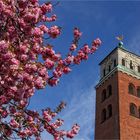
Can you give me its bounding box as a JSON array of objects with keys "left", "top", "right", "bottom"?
[
  {"left": 108, "top": 65, "right": 111, "bottom": 72},
  {"left": 101, "top": 109, "right": 106, "bottom": 123},
  {"left": 138, "top": 66, "right": 140, "bottom": 73},
  {"left": 107, "top": 85, "right": 112, "bottom": 97},
  {"left": 107, "top": 104, "right": 112, "bottom": 118},
  {"left": 122, "top": 59, "right": 125, "bottom": 66},
  {"left": 130, "top": 60, "right": 133, "bottom": 70},
  {"left": 101, "top": 89, "right": 106, "bottom": 102},
  {"left": 114, "top": 59, "right": 116, "bottom": 67}
]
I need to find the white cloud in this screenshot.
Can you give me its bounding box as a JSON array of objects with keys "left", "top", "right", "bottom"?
[
  {"left": 59, "top": 84, "right": 97, "bottom": 140},
  {"left": 41, "top": 83, "right": 97, "bottom": 140}
]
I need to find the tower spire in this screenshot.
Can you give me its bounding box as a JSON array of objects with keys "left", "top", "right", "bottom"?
[{"left": 95, "top": 38, "right": 140, "bottom": 140}]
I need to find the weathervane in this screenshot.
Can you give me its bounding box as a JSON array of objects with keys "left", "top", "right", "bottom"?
[{"left": 116, "top": 35, "right": 124, "bottom": 48}]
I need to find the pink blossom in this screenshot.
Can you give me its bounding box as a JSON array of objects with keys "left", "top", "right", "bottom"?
[
  {"left": 18, "top": 18, "right": 26, "bottom": 28},
  {"left": 3, "top": 51, "right": 13, "bottom": 60},
  {"left": 36, "top": 137, "right": 41, "bottom": 140},
  {"left": 23, "top": 72, "right": 33, "bottom": 83},
  {"left": 52, "top": 53, "right": 61, "bottom": 61},
  {"left": 65, "top": 55, "right": 74, "bottom": 64},
  {"left": 9, "top": 106, "right": 16, "bottom": 114},
  {"left": 32, "top": 44, "right": 40, "bottom": 53},
  {"left": 0, "top": 40, "right": 8, "bottom": 53},
  {"left": 70, "top": 43, "right": 77, "bottom": 51},
  {"left": 39, "top": 25, "right": 49, "bottom": 33},
  {"left": 0, "top": 1, "right": 101, "bottom": 139},
  {"left": 83, "top": 44, "right": 90, "bottom": 53},
  {"left": 92, "top": 38, "right": 102, "bottom": 47},
  {"left": 33, "top": 27, "right": 44, "bottom": 37},
  {"left": 10, "top": 58, "right": 19, "bottom": 65},
  {"left": 19, "top": 44, "right": 29, "bottom": 53},
  {"left": 10, "top": 86, "right": 17, "bottom": 92},
  {"left": 29, "top": 51, "right": 38, "bottom": 60},
  {"left": 38, "top": 67, "right": 47, "bottom": 76},
  {"left": 45, "top": 58, "right": 55, "bottom": 69},
  {"left": 0, "top": 95, "right": 7, "bottom": 105},
  {"left": 48, "top": 26, "right": 61, "bottom": 38},
  {"left": 27, "top": 116, "right": 34, "bottom": 122},
  {"left": 41, "top": 3, "right": 52, "bottom": 14},
  {"left": 1, "top": 110, "right": 8, "bottom": 118},
  {"left": 19, "top": 100, "right": 27, "bottom": 108},
  {"left": 30, "top": 0, "right": 38, "bottom": 4},
  {"left": 78, "top": 50, "right": 85, "bottom": 59},
  {"left": 63, "top": 67, "right": 71, "bottom": 74},
  {"left": 52, "top": 14, "right": 57, "bottom": 21},
  {"left": 43, "top": 110, "right": 52, "bottom": 122},
  {"left": 20, "top": 54, "right": 28, "bottom": 61},
  {"left": 10, "top": 119, "right": 19, "bottom": 128},
  {"left": 51, "top": 119, "right": 64, "bottom": 129},
  {"left": 45, "top": 14, "right": 57, "bottom": 22},
  {"left": 67, "top": 124, "right": 80, "bottom": 138},
  {"left": 34, "top": 77, "right": 45, "bottom": 89},
  {"left": 91, "top": 46, "right": 97, "bottom": 54},
  {"left": 0, "top": 1, "right": 4, "bottom": 12},
  {"left": 73, "top": 28, "right": 82, "bottom": 39},
  {"left": 43, "top": 47, "right": 55, "bottom": 56},
  {"left": 18, "top": 0, "right": 28, "bottom": 8},
  {"left": 53, "top": 70, "right": 63, "bottom": 78},
  {"left": 48, "top": 78, "right": 59, "bottom": 86},
  {"left": 3, "top": 8, "right": 13, "bottom": 17}
]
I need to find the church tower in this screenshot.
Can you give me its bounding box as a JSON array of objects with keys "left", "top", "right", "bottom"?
[{"left": 95, "top": 42, "right": 140, "bottom": 140}]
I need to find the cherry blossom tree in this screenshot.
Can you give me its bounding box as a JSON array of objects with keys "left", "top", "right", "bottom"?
[{"left": 0, "top": 0, "right": 101, "bottom": 140}]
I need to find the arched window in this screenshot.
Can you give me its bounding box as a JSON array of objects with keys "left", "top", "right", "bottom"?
[
  {"left": 128, "top": 83, "right": 135, "bottom": 95},
  {"left": 101, "top": 89, "right": 106, "bottom": 102},
  {"left": 101, "top": 109, "right": 106, "bottom": 123},
  {"left": 107, "top": 104, "right": 112, "bottom": 118},
  {"left": 130, "top": 103, "right": 137, "bottom": 117},
  {"left": 137, "top": 87, "right": 140, "bottom": 98},
  {"left": 107, "top": 85, "right": 112, "bottom": 97},
  {"left": 122, "top": 59, "right": 125, "bottom": 66}
]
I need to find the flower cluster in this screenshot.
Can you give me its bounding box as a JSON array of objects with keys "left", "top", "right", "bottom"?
[{"left": 0, "top": 0, "right": 101, "bottom": 139}]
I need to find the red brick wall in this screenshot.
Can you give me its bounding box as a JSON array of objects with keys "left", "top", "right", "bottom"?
[
  {"left": 118, "top": 72, "right": 140, "bottom": 140},
  {"left": 95, "top": 71, "right": 120, "bottom": 139},
  {"left": 95, "top": 71, "right": 140, "bottom": 140}
]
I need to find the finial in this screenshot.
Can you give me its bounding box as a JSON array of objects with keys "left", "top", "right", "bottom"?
[
  {"left": 118, "top": 41, "right": 123, "bottom": 48},
  {"left": 116, "top": 35, "right": 124, "bottom": 48}
]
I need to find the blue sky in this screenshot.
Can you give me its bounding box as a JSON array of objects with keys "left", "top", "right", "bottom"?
[{"left": 29, "top": 1, "right": 140, "bottom": 140}]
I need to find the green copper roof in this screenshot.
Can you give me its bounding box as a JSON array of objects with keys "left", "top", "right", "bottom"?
[
  {"left": 117, "top": 64, "right": 140, "bottom": 78},
  {"left": 95, "top": 64, "right": 140, "bottom": 88}
]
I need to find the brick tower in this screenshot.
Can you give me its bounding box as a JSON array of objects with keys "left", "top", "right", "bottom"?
[{"left": 95, "top": 42, "right": 140, "bottom": 140}]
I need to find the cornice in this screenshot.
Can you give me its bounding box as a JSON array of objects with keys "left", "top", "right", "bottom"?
[{"left": 95, "top": 65, "right": 140, "bottom": 89}]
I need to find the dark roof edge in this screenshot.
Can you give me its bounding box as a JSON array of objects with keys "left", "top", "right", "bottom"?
[
  {"left": 99, "top": 47, "right": 118, "bottom": 65},
  {"left": 99, "top": 46, "right": 140, "bottom": 65}
]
